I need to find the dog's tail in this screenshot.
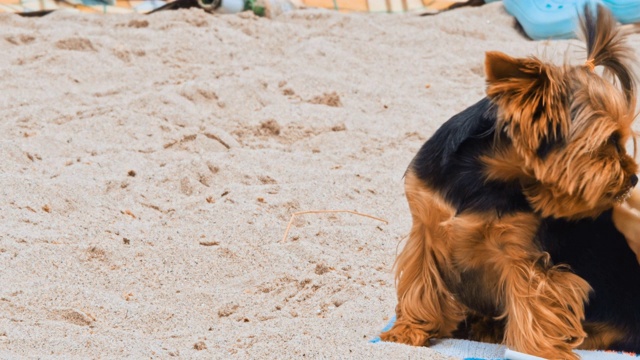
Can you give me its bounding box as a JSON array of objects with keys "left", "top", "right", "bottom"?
[{"left": 581, "top": 4, "right": 637, "bottom": 106}]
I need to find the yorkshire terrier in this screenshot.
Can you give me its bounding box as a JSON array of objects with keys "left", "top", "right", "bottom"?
[{"left": 380, "top": 5, "right": 640, "bottom": 359}]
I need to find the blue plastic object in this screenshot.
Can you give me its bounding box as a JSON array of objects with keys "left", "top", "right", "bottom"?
[
  {"left": 503, "top": 0, "right": 640, "bottom": 40},
  {"left": 503, "top": 0, "right": 598, "bottom": 40},
  {"left": 603, "top": 0, "right": 640, "bottom": 24}
]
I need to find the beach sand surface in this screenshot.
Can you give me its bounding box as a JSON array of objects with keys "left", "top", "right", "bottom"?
[{"left": 1, "top": 3, "right": 639, "bottom": 358}]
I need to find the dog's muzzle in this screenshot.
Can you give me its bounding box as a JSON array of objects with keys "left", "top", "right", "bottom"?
[{"left": 616, "top": 176, "right": 637, "bottom": 202}]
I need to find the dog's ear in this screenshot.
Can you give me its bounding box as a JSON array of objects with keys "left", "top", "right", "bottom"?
[
  {"left": 485, "top": 51, "right": 568, "bottom": 159},
  {"left": 485, "top": 51, "right": 536, "bottom": 84}
]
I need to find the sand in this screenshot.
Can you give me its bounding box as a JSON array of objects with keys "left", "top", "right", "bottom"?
[{"left": 1, "top": 3, "right": 639, "bottom": 359}]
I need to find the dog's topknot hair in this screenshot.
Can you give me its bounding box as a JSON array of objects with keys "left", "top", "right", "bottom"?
[{"left": 582, "top": 4, "right": 637, "bottom": 105}]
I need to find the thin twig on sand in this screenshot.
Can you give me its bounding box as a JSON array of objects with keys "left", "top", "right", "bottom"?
[{"left": 281, "top": 210, "right": 388, "bottom": 242}]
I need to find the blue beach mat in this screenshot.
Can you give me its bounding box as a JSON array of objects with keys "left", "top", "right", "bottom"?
[
  {"left": 502, "top": 0, "right": 640, "bottom": 40},
  {"left": 372, "top": 316, "right": 640, "bottom": 360}
]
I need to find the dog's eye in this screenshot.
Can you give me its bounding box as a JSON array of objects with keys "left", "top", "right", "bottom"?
[{"left": 608, "top": 133, "right": 622, "bottom": 152}]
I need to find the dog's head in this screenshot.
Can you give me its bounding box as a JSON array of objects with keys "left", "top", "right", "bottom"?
[{"left": 483, "top": 4, "right": 638, "bottom": 219}]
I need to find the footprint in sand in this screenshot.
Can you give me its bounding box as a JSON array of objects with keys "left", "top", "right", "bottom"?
[{"left": 55, "top": 37, "right": 96, "bottom": 51}]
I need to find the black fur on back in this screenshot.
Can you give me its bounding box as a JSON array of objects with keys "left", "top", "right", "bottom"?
[{"left": 409, "top": 97, "right": 531, "bottom": 216}]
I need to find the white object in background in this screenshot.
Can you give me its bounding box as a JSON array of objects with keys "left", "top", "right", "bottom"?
[
  {"left": 216, "top": 0, "right": 245, "bottom": 13},
  {"left": 504, "top": 349, "right": 547, "bottom": 360},
  {"left": 257, "top": 0, "right": 296, "bottom": 18}
]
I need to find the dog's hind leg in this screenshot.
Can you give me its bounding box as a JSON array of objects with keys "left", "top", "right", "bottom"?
[
  {"left": 380, "top": 219, "right": 464, "bottom": 345},
  {"left": 380, "top": 172, "right": 465, "bottom": 346}
]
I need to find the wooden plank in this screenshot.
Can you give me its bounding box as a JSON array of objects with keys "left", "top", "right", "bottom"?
[
  {"left": 406, "top": 0, "right": 422, "bottom": 10},
  {"left": 367, "top": 0, "right": 387, "bottom": 12},
  {"left": 388, "top": 0, "right": 402, "bottom": 12},
  {"left": 336, "top": 0, "right": 368, "bottom": 11},
  {"left": 303, "top": 0, "right": 368, "bottom": 11}
]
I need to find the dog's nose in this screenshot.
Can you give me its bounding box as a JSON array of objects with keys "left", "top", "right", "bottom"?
[{"left": 631, "top": 175, "right": 638, "bottom": 187}]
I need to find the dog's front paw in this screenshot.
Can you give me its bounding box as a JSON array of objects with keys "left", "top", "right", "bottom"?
[{"left": 380, "top": 321, "right": 432, "bottom": 346}]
